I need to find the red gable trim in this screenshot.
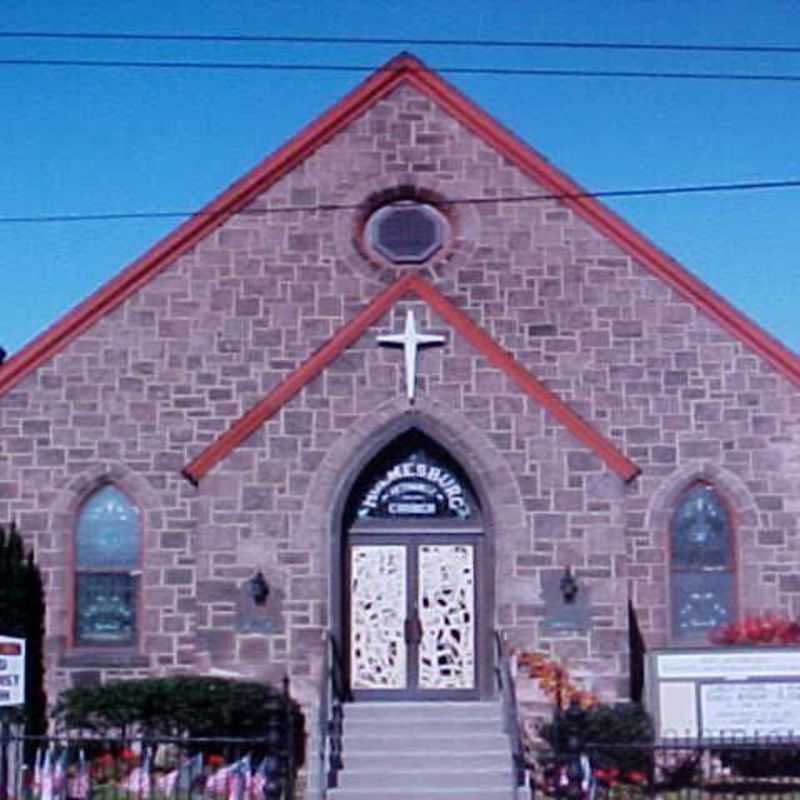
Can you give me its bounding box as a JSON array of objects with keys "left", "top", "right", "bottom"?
[
  {"left": 410, "top": 277, "right": 640, "bottom": 482},
  {"left": 401, "top": 63, "right": 800, "bottom": 386},
  {"left": 2, "top": 53, "right": 798, "bottom": 398},
  {"left": 182, "top": 274, "right": 639, "bottom": 485},
  {"left": 0, "top": 56, "right": 416, "bottom": 397},
  {"left": 183, "top": 273, "right": 416, "bottom": 484}
]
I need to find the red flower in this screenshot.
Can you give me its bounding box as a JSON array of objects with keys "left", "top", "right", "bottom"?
[
  {"left": 782, "top": 622, "right": 800, "bottom": 644},
  {"left": 708, "top": 614, "right": 800, "bottom": 647}
]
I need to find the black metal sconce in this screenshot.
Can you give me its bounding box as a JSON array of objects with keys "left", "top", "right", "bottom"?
[
  {"left": 559, "top": 566, "right": 579, "bottom": 604},
  {"left": 247, "top": 570, "right": 270, "bottom": 606}
]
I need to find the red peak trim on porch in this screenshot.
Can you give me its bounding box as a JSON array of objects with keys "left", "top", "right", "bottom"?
[
  {"left": 182, "top": 273, "right": 640, "bottom": 485},
  {"left": 2, "top": 53, "right": 799, "bottom": 399}
]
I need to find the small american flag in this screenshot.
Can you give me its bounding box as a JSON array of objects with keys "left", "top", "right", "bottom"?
[
  {"left": 157, "top": 753, "right": 203, "bottom": 797},
  {"left": 119, "top": 752, "right": 152, "bottom": 797},
  {"left": 67, "top": 750, "right": 91, "bottom": 800}
]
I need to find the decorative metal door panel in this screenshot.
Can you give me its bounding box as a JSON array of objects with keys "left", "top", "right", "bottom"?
[
  {"left": 349, "top": 542, "right": 477, "bottom": 695},
  {"left": 350, "top": 545, "right": 407, "bottom": 690},
  {"left": 418, "top": 544, "right": 475, "bottom": 690}
]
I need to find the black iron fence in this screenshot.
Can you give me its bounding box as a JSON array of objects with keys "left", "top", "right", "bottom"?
[
  {"left": 533, "top": 737, "right": 800, "bottom": 798},
  {"left": 0, "top": 726, "right": 297, "bottom": 800}
]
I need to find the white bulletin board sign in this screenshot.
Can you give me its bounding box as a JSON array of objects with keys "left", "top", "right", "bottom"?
[
  {"left": 700, "top": 682, "right": 800, "bottom": 738},
  {"left": 646, "top": 647, "right": 800, "bottom": 740},
  {"left": 0, "top": 635, "right": 25, "bottom": 707}
]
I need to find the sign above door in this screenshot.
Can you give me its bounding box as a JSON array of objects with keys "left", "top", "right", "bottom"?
[{"left": 357, "top": 452, "right": 473, "bottom": 520}]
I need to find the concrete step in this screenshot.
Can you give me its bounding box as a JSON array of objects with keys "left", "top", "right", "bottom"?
[
  {"left": 343, "top": 716, "right": 501, "bottom": 736},
  {"left": 342, "top": 731, "right": 511, "bottom": 752},
  {"left": 344, "top": 750, "right": 510, "bottom": 770},
  {"left": 329, "top": 790, "right": 512, "bottom": 800},
  {"left": 344, "top": 701, "right": 503, "bottom": 722},
  {"left": 329, "top": 700, "right": 515, "bottom": 799},
  {"left": 337, "top": 767, "right": 512, "bottom": 790}
]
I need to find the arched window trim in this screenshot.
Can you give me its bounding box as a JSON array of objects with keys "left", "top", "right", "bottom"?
[
  {"left": 70, "top": 482, "right": 143, "bottom": 650},
  {"left": 669, "top": 480, "right": 738, "bottom": 643}
]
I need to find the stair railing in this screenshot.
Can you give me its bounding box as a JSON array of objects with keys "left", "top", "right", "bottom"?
[
  {"left": 319, "top": 631, "right": 350, "bottom": 792},
  {"left": 493, "top": 629, "right": 527, "bottom": 790}
]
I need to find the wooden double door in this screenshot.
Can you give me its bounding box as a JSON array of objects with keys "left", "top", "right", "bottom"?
[{"left": 347, "top": 536, "right": 480, "bottom": 699}]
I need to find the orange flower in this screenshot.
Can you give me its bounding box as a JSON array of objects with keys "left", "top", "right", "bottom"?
[{"left": 518, "top": 650, "right": 600, "bottom": 709}]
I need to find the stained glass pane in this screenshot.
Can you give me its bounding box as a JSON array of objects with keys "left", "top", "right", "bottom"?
[
  {"left": 75, "top": 572, "right": 137, "bottom": 645},
  {"left": 672, "top": 571, "right": 734, "bottom": 639},
  {"left": 671, "top": 485, "right": 731, "bottom": 568},
  {"left": 77, "top": 486, "right": 140, "bottom": 568}
]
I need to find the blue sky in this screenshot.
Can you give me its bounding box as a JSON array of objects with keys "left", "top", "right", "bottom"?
[{"left": 2, "top": 1, "right": 799, "bottom": 356}]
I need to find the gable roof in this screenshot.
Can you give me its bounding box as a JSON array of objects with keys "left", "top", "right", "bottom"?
[
  {"left": 1, "top": 52, "right": 799, "bottom": 398},
  {"left": 182, "top": 272, "right": 640, "bottom": 484}
]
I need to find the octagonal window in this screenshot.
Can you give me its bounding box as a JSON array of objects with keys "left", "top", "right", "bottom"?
[{"left": 365, "top": 202, "right": 449, "bottom": 264}]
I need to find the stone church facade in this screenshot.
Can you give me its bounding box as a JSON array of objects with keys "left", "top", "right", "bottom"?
[{"left": 1, "top": 55, "right": 799, "bottom": 719}]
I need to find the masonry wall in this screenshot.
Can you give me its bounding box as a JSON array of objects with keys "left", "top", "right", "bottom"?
[{"left": 0, "top": 82, "right": 798, "bottom": 713}]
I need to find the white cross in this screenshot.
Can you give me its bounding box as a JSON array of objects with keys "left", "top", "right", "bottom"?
[{"left": 378, "top": 309, "right": 446, "bottom": 404}]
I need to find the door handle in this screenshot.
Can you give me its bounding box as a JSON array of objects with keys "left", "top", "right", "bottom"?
[{"left": 404, "top": 612, "right": 423, "bottom": 645}]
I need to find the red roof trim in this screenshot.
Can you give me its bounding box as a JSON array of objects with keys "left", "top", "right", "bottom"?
[
  {"left": 0, "top": 56, "right": 414, "bottom": 397},
  {"left": 2, "top": 53, "right": 798, "bottom": 397},
  {"left": 409, "top": 276, "right": 640, "bottom": 482},
  {"left": 183, "top": 273, "right": 639, "bottom": 485},
  {"left": 182, "top": 273, "right": 417, "bottom": 484},
  {"left": 399, "top": 63, "right": 800, "bottom": 386}
]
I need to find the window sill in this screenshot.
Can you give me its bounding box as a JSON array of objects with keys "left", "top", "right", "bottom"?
[{"left": 59, "top": 650, "right": 150, "bottom": 669}]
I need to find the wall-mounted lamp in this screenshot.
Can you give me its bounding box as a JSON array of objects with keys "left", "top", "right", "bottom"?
[
  {"left": 247, "top": 570, "right": 270, "bottom": 606},
  {"left": 559, "top": 566, "right": 579, "bottom": 604}
]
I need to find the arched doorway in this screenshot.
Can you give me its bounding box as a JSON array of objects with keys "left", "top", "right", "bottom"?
[{"left": 339, "top": 428, "right": 490, "bottom": 700}]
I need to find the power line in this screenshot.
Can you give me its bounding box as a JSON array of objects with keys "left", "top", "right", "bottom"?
[
  {"left": 3, "top": 57, "right": 800, "bottom": 82},
  {"left": 1, "top": 30, "right": 799, "bottom": 55},
  {"left": 2, "top": 178, "right": 798, "bottom": 225}
]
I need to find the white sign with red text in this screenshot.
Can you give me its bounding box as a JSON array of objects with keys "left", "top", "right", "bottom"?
[{"left": 0, "top": 635, "right": 25, "bottom": 706}]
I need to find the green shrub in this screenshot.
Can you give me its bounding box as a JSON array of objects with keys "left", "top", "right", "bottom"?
[
  {"left": 0, "top": 522, "right": 47, "bottom": 742},
  {"left": 539, "top": 701, "right": 654, "bottom": 777},
  {"left": 54, "top": 676, "right": 305, "bottom": 765}
]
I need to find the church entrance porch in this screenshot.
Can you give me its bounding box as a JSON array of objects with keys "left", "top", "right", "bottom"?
[{"left": 338, "top": 428, "right": 490, "bottom": 701}]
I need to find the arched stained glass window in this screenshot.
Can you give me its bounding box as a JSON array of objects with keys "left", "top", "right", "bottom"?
[
  {"left": 74, "top": 486, "right": 141, "bottom": 646},
  {"left": 670, "top": 483, "right": 735, "bottom": 640}
]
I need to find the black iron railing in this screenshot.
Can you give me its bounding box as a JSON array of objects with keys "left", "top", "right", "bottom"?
[
  {"left": 320, "top": 631, "right": 350, "bottom": 791},
  {"left": 534, "top": 737, "right": 800, "bottom": 799},
  {"left": 628, "top": 598, "right": 646, "bottom": 705},
  {"left": 0, "top": 680, "right": 298, "bottom": 800},
  {"left": 493, "top": 629, "right": 526, "bottom": 790}
]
